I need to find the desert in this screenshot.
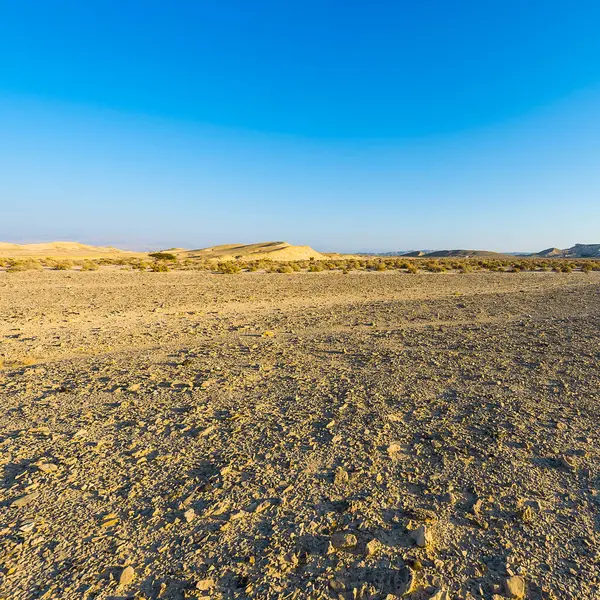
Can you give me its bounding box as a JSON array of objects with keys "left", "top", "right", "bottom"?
[{"left": 1, "top": 262, "right": 599, "bottom": 599}]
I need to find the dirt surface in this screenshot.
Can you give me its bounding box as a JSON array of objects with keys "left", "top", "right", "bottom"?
[{"left": 1, "top": 271, "right": 599, "bottom": 600}]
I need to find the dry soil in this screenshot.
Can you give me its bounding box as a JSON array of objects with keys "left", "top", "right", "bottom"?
[{"left": 1, "top": 271, "right": 599, "bottom": 600}]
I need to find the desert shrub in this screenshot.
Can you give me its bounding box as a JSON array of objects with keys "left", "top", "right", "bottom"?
[
  {"left": 132, "top": 260, "right": 150, "bottom": 271},
  {"left": 149, "top": 252, "right": 177, "bottom": 261},
  {"left": 406, "top": 263, "right": 418, "bottom": 274},
  {"left": 375, "top": 262, "right": 387, "bottom": 271},
  {"left": 7, "top": 260, "right": 43, "bottom": 272},
  {"left": 308, "top": 263, "right": 324, "bottom": 272},
  {"left": 278, "top": 265, "right": 294, "bottom": 274},
  {"left": 150, "top": 262, "right": 170, "bottom": 272},
  {"left": 52, "top": 260, "right": 73, "bottom": 271},
  {"left": 218, "top": 262, "right": 241, "bottom": 274},
  {"left": 80, "top": 260, "right": 99, "bottom": 271}
]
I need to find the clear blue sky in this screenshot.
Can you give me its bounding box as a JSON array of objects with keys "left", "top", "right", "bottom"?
[{"left": 1, "top": 1, "right": 599, "bottom": 252}]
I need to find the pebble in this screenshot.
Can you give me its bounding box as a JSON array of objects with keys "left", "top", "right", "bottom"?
[
  {"left": 196, "top": 578, "right": 215, "bottom": 591},
  {"left": 412, "top": 524, "right": 432, "bottom": 548},
  {"left": 37, "top": 463, "right": 58, "bottom": 473},
  {"left": 11, "top": 494, "right": 37, "bottom": 508},
  {"left": 331, "top": 531, "right": 358, "bottom": 549},
  {"left": 365, "top": 538, "right": 381, "bottom": 556},
  {"left": 504, "top": 575, "right": 525, "bottom": 599},
  {"left": 118, "top": 565, "right": 135, "bottom": 587},
  {"left": 184, "top": 508, "right": 196, "bottom": 523}
]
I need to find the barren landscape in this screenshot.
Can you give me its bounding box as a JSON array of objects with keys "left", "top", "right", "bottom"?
[{"left": 1, "top": 269, "right": 599, "bottom": 600}]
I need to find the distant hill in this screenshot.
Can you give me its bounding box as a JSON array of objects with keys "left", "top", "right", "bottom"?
[
  {"left": 0, "top": 241, "right": 141, "bottom": 258},
  {"left": 421, "top": 249, "right": 511, "bottom": 258},
  {"left": 532, "top": 244, "right": 600, "bottom": 258},
  {"left": 166, "top": 241, "right": 325, "bottom": 262}
]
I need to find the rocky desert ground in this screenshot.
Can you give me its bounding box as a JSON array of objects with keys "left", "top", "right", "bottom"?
[{"left": 1, "top": 270, "right": 599, "bottom": 600}]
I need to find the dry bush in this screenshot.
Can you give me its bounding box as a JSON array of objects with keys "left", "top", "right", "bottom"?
[
  {"left": 218, "top": 262, "right": 241, "bottom": 274},
  {"left": 150, "top": 262, "right": 170, "bottom": 272},
  {"left": 51, "top": 260, "right": 73, "bottom": 270},
  {"left": 80, "top": 260, "right": 99, "bottom": 271},
  {"left": 7, "top": 260, "right": 43, "bottom": 272}
]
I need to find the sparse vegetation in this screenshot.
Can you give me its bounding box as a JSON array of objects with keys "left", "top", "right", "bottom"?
[
  {"left": 150, "top": 261, "right": 170, "bottom": 272},
  {"left": 218, "top": 262, "right": 242, "bottom": 274},
  {"left": 6, "top": 259, "right": 44, "bottom": 272},
  {"left": 149, "top": 252, "right": 177, "bottom": 261},
  {"left": 80, "top": 260, "right": 99, "bottom": 271}
]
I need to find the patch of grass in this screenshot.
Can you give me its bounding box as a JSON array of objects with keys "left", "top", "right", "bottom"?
[
  {"left": 218, "top": 262, "right": 242, "bottom": 274},
  {"left": 7, "top": 259, "right": 43, "bottom": 272},
  {"left": 150, "top": 262, "right": 170, "bottom": 272},
  {"left": 80, "top": 260, "right": 99, "bottom": 271}
]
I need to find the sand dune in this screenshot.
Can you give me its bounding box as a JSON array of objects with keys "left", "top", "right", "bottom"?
[
  {"left": 168, "top": 241, "right": 326, "bottom": 261},
  {"left": 0, "top": 241, "right": 141, "bottom": 258}
]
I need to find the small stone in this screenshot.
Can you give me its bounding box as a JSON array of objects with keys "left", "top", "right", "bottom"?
[
  {"left": 366, "top": 538, "right": 381, "bottom": 556},
  {"left": 127, "top": 383, "right": 141, "bottom": 392},
  {"left": 412, "top": 524, "right": 432, "bottom": 548},
  {"left": 196, "top": 578, "right": 215, "bottom": 591},
  {"left": 331, "top": 531, "right": 358, "bottom": 549},
  {"left": 184, "top": 508, "right": 196, "bottom": 523},
  {"left": 119, "top": 565, "right": 135, "bottom": 587},
  {"left": 37, "top": 463, "right": 58, "bottom": 473},
  {"left": 559, "top": 456, "right": 576, "bottom": 472},
  {"left": 387, "top": 443, "right": 402, "bottom": 455},
  {"left": 334, "top": 467, "right": 349, "bottom": 486},
  {"left": 504, "top": 575, "right": 525, "bottom": 599},
  {"left": 11, "top": 494, "right": 37, "bottom": 508},
  {"left": 328, "top": 578, "right": 346, "bottom": 592},
  {"left": 391, "top": 566, "right": 415, "bottom": 596}
]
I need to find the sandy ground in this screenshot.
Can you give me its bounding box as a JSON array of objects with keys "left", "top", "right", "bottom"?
[{"left": 1, "top": 271, "right": 599, "bottom": 600}]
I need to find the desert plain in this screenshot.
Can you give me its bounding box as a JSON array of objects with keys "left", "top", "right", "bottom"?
[{"left": 1, "top": 268, "right": 599, "bottom": 600}]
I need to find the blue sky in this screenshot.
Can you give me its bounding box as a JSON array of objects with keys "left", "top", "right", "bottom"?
[{"left": 1, "top": 1, "right": 599, "bottom": 252}]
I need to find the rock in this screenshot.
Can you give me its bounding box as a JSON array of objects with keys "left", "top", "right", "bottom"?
[
  {"left": 390, "top": 566, "right": 415, "bottom": 597},
  {"left": 328, "top": 578, "right": 346, "bottom": 592},
  {"left": 504, "top": 575, "right": 525, "bottom": 599},
  {"left": 331, "top": 531, "right": 358, "bottom": 549},
  {"left": 196, "top": 578, "right": 215, "bottom": 591},
  {"left": 333, "top": 466, "right": 349, "bottom": 486},
  {"left": 37, "top": 463, "right": 58, "bottom": 473},
  {"left": 118, "top": 565, "right": 135, "bottom": 587},
  {"left": 559, "top": 456, "right": 576, "bottom": 472},
  {"left": 184, "top": 508, "right": 196, "bottom": 523},
  {"left": 127, "top": 383, "right": 141, "bottom": 392},
  {"left": 366, "top": 538, "right": 381, "bottom": 556},
  {"left": 387, "top": 443, "right": 402, "bottom": 455},
  {"left": 430, "top": 589, "right": 451, "bottom": 600},
  {"left": 412, "top": 524, "right": 432, "bottom": 548},
  {"left": 11, "top": 494, "right": 37, "bottom": 508}
]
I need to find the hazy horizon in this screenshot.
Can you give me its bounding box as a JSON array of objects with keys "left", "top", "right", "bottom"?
[{"left": 1, "top": 2, "right": 599, "bottom": 252}]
